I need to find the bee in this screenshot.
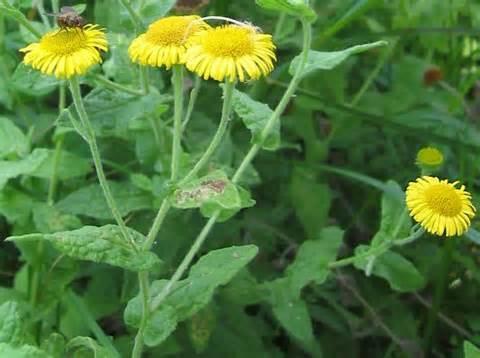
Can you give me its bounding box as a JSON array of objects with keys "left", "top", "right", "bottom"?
[{"left": 45, "top": 6, "right": 86, "bottom": 29}]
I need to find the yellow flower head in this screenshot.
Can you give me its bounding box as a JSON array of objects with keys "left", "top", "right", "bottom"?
[
  {"left": 416, "top": 147, "right": 444, "bottom": 167},
  {"left": 20, "top": 25, "right": 108, "bottom": 79},
  {"left": 128, "top": 16, "right": 208, "bottom": 69},
  {"left": 406, "top": 176, "right": 476, "bottom": 237},
  {"left": 185, "top": 24, "right": 276, "bottom": 82}
]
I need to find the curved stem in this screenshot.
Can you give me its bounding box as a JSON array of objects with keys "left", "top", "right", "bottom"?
[
  {"left": 69, "top": 77, "right": 137, "bottom": 252},
  {"left": 232, "top": 20, "right": 312, "bottom": 184},
  {"left": 131, "top": 272, "right": 150, "bottom": 358},
  {"left": 182, "top": 76, "right": 202, "bottom": 132},
  {"left": 150, "top": 19, "right": 313, "bottom": 313},
  {"left": 143, "top": 200, "right": 171, "bottom": 251},
  {"left": 179, "top": 80, "right": 235, "bottom": 185},
  {"left": 151, "top": 212, "right": 219, "bottom": 311},
  {"left": 94, "top": 74, "right": 144, "bottom": 96},
  {"left": 118, "top": 0, "right": 143, "bottom": 30},
  {"left": 171, "top": 65, "right": 184, "bottom": 182}
]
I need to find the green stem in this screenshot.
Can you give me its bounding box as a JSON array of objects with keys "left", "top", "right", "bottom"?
[
  {"left": 143, "top": 80, "right": 235, "bottom": 251},
  {"left": 68, "top": 291, "right": 121, "bottom": 358},
  {"left": 1, "top": 3, "right": 42, "bottom": 38},
  {"left": 47, "top": 135, "right": 64, "bottom": 205},
  {"left": 150, "top": 19, "right": 313, "bottom": 312},
  {"left": 328, "top": 227, "right": 425, "bottom": 269},
  {"left": 51, "top": 0, "right": 59, "bottom": 13},
  {"left": 34, "top": 0, "right": 51, "bottom": 29},
  {"left": 118, "top": 0, "right": 143, "bottom": 30},
  {"left": 273, "top": 12, "right": 287, "bottom": 40},
  {"left": 131, "top": 272, "right": 150, "bottom": 358},
  {"left": 171, "top": 65, "right": 184, "bottom": 182},
  {"left": 182, "top": 76, "right": 202, "bottom": 132},
  {"left": 93, "top": 74, "right": 144, "bottom": 96},
  {"left": 140, "top": 66, "right": 149, "bottom": 95},
  {"left": 69, "top": 77, "right": 137, "bottom": 252},
  {"left": 423, "top": 239, "right": 454, "bottom": 352},
  {"left": 179, "top": 80, "right": 235, "bottom": 185},
  {"left": 151, "top": 212, "right": 219, "bottom": 311},
  {"left": 233, "top": 20, "right": 312, "bottom": 184}
]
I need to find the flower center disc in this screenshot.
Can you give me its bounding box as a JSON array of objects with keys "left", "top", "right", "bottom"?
[
  {"left": 146, "top": 17, "right": 196, "bottom": 46},
  {"left": 41, "top": 29, "right": 87, "bottom": 55},
  {"left": 203, "top": 27, "right": 254, "bottom": 57},
  {"left": 424, "top": 183, "right": 462, "bottom": 217}
]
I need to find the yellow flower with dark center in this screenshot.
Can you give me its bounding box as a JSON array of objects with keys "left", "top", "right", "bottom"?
[
  {"left": 128, "top": 16, "right": 208, "bottom": 69},
  {"left": 20, "top": 25, "right": 108, "bottom": 79},
  {"left": 185, "top": 25, "right": 276, "bottom": 82},
  {"left": 416, "top": 147, "right": 444, "bottom": 167},
  {"left": 406, "top": 176, "right": 475, "bottom": 237}
]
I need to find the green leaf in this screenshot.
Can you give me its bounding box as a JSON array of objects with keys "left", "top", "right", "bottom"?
[
  {"left": 0, "top": 117, "right": 28, "bottom": 159},
  {"left": 56, "top": 181, "right": 152, "bottom": 220},
  {"left": 0, "top": 149, "right": 48, "bottom": 190},
  {"left": 7, "top": 225, "right": 162, "bottom": 272},
  {"left": 138, "top": 0, "right": 176, "bottom": 24},
  {"left": 290, "top": 167, "right": 331, "bottom": 239},
  {"left": 0, "top": 188, "right": 33, "bottom": 224},
  {"left": 230, "top": 89, "right": 280, "bottom": 151},
  {"left": 66, "top": 337, "right": 116, "bottom": 358},
  {"left": 33, "top": 203, "right": 82, "bottom": 234},
  {"left": 255, "top": 0, "right": 317, "bottom": 22},
  {"left": 289, "top": 41, "right": 388, "bottom": 78},
  {"left": 0, "top": 301, "right": 26, "bottom": 346},
  {"left": 371, "top": 180, "right": 411, "bottom": 246},
  {"left": 10, "top": 64, "right": 59, "bottom": 96},
  {"left": 0, "top": 343, "right": 50, "bottom": 358},
  {"left": 354, "top": 245, "right": 425, "bottom": 292},
  {"left": 172, "top": 170, "right": 255, "bottom": 222},
  {"left": 40, "top": 333, "right": 65, "bottom": 358},
  {"left": 71, "top": 4, "right": 87, "bottom": 14},
  {"left": 29, "top": 148, "right": 91, "bottom": 180},
  {"left": 464, "top": 341, "right": 480, "bottom": 358},
  {"left": 286, "top": 226, "right": 344, "bottom": 294},
  {"left": 125, "top": 245, "right": 258, "bottom": 346}
]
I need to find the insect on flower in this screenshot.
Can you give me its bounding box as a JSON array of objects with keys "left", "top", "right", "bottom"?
[{"left": 45, "top": 6, "right": 86, "bottom": 29}]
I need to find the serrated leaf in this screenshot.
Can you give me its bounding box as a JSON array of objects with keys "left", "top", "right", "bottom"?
[
  {"left": 125, "top": 245, "right": 258, "bottom": 346},
  {"left": 56, "top": 181, "right": 152, "bottom": 219},
  {"left": 289, "top": 41, "right": 388, "bottom": 78},
  {"left": 0, "top": 343, "right": 50, "bottom": 358},
  {"left": 0, "top": 301, "right": 26, "bottom": 346},
  {"left": 230, "top": 89, "right": 280, "bottom": 151},
  {"left": 66, "top": 337, "right": 116, "bottom": 358},
  {"left": 8, "top": 225, "right": 162, "bottom": 272},
  {"left": 0, "top": 117, "right": 28, "bottom": 159},
  {"left": 464, "top": 341, "right": 480, "bottom": 358},
  {"left": 354, "top": 245, "right": 425, "bottom": 292},
  {"left": 256, "top": 0, "right": 317, "bottom": 22}
]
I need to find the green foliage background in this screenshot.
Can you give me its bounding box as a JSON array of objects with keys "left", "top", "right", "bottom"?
[{"left": 1, "top": 0, "right": 480, "bottom": 357}]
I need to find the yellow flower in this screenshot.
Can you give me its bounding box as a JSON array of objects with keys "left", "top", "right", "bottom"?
[
  {"left": 416, "top": 147, "right": 444, "bottom": 167},
  {"left": 185, "top": 24, "right": 276, "bottom": 82},
  {"left": 406, "top": 176, "right": 476, "bottom": 237},
  {"left": 128, "top": 16, "right": 208, "bottom": 69},
  {"left": 20, "top": 25, "right": 108, "bottom": 79}
]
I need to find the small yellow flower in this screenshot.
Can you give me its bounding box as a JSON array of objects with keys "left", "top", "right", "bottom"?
[
  {"left": 416, "top": 147, "right": 444, "bottom": 167},
  {"left": 185, "top": 25, "right": 276, "bottom": 82},
  {"left": 406, "top": 176, "right": 476, "bottom": 237},
  {"left": 128, "top": 16, "right": 208, "bottom": 69},
  {"left": 20, "top": 25, "right": 108, "bottom": 79}
]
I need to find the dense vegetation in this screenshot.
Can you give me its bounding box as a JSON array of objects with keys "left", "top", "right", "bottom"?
[{"left": 1, "top": 0, "right": 480, "bottom": 357}]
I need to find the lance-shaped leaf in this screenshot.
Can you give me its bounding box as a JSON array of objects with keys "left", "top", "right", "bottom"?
[
  {"left": 230, "top": 89, "right": 280, "bottom": 151},
  {"left": 7, "top": 225, "right": 161, "bottom": 272},
  {"left": 256, "top": 0, "right": 317, "bottom": 22},
  {"left": 125, "top": 245, "right": 259, "bottom": 347},
  {"left": 0, "top": 117, "right": 28, "bottom": 159},
  {"left": 289, "top": 41, "right": 388, "bottom": 79},
  {"left": 0, "top": 149, "right": 48, "bottom": 190},
  {"left": 171, "top": 170, "right": 255, "bottom": 222}
]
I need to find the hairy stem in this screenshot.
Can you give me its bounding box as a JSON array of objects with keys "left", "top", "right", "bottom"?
[
  {"left": 131, "top": 272, "right": 150, "bottom": 358},
  {"left": 94, "top": 74, "right": 145, "bottom": 96},
  {"left": 182, "top": 76, "right": 202, "bottom": 132},
  {"left": 69, "top": 77, "right": 137, "bottom": 252},
  {"left": 171, "top": 65, "right": 184, "bottom": 182}
]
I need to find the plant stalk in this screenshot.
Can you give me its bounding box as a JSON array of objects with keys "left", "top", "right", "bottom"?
[
  {"left": 69, "top": 77, "right": 137, "bottom": 252},
  {"left": 171, "top": 65, "right": 184, "bottom": 182}
]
